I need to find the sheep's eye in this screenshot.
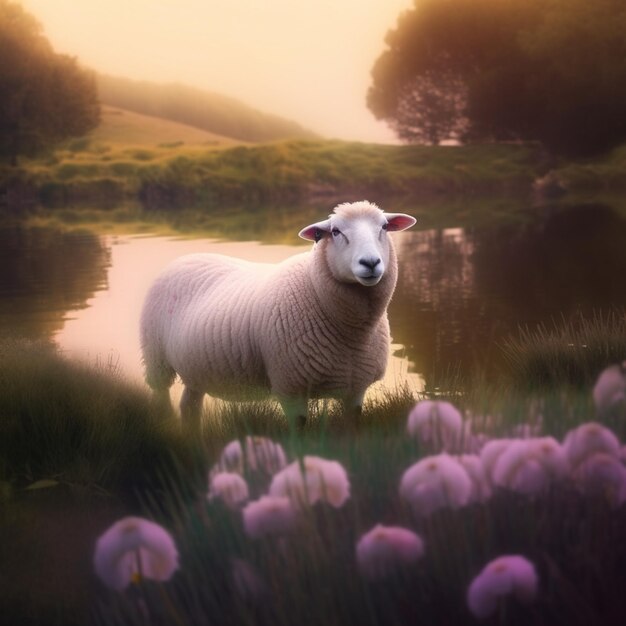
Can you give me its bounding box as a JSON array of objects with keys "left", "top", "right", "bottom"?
[
  {"left": 331, "top": 227, "right": 341, "bottom": 237},
  {"left": 382, "top": 223, "right": 389, "bottom": 231}
]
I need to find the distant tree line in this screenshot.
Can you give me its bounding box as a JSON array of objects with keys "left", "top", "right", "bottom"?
[
  {"left": 97, "top": 74, "right": 316, "bottom": 143},
  {"left": 0, "top": 0, "right": 99, "bottom": 165},
  {"left": 368, "top": 0, "right": 626, "bottom": 156}
]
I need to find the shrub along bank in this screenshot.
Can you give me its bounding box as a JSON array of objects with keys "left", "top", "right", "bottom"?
[{"left": 1, "top": 140, "right": 540, "bottom": 210}]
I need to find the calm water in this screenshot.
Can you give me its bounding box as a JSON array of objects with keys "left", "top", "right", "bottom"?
[{"left": 1, "top": 202, "right": 626, "bottom": 397}]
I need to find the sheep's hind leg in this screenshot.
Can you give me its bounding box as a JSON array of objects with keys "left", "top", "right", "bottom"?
[
  {"left": 343, "top": 391, "right": 365, "bottom": 429},
  {"left": 279, "top": 396, "right": 308, "bottom": 432},
  {"left": 180, "top": 386, "right": 205, "bottom": 435},
  {"left": 144, "top": 359, "right": 176, "bottom": 419}
]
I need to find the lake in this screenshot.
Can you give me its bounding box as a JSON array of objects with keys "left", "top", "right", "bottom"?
[{"left": 1, "top": 201, "right": 625, "bottom": 403}]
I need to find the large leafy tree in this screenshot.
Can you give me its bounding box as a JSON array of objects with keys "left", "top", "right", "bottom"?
[
  {"left": 368, "top": 0, "right": 626, "bottom": 156},
  {"left": 0, "top": 0, "right": 100, "bottom": 164}
]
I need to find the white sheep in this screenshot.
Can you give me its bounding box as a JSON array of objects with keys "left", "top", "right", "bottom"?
[{"left": 140, "top": 200, "right": 415, "bottom": 430}]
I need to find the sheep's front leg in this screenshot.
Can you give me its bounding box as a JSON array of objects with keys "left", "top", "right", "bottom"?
[
  {"left": 343, "top": 391, "right": 365, "bottom": 428},
  {"left": 279, "top": 396, "right": 308, "bottom": 431},
  {"left": 180, "top": 386, "right": 204, "bottom": 434}
]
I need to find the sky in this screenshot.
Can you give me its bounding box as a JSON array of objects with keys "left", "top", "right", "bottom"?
[{"left": 20, "top": 0, "right": 413, "bottom": 143}]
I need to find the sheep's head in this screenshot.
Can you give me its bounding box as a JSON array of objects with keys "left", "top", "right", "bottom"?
[{"left": 299, "top": 201, "right": 416, "bottom": 286}]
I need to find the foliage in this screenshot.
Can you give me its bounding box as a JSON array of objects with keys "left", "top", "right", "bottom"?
[
  {"left": 97, "top": 73, "right": 315, "bottom": 143},
  {"left": 0, "top": 0, "right": 100, "bottom": 165},
  {"left": 369, "top": 0, "right": 626, "bottom": 156}
]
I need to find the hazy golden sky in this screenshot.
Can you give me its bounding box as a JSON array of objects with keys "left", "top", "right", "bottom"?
[{"left": 20, "top": 0, "right": 412, "bottom": 142}]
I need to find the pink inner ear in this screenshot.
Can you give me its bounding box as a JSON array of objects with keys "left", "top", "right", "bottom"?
[
  {"left": 298, "top": 225, "right": 324, "bottom": 241},
  {"left": 298, "top": 219, "right": 331, "bottom": 241},
  {"left": 386, "top": 214, "right": 417, "bottom": 232}
]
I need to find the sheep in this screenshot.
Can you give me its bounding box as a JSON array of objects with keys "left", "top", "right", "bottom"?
[{"left": 140, "top": 200, "right": 416, "bottom": 431}]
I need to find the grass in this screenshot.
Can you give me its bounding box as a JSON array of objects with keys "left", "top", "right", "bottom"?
[
  {"left": 1, "top": 329, "right": 626, "bottom": 625},
  {"left": 88, "top": 105, "right": 240, "bottom": 148},
  {"left": 553, "top": 144, "right": 626, "bottom": 194},
  {"left": 500, "top": 311, "right": 626, "bottom": 389},
  {"left": 0, "top": 339, "right": 200, "bottom": 502}
]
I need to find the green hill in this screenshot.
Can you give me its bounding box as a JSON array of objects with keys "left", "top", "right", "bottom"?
[
  {"left": 97, "top": 74, "right": 317, "bottom": 143},
  {"left": 89, "top": 105, "right": 241, "bottom": 148}
]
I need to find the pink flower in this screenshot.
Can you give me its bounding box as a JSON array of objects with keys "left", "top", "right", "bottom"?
[
  {"left": 492, "top": 437, "right": 568, "bottom": 496},
  {"left": 244, "top": 436, "right": 288, "bottom": 474},
  {"left": 208, "top": 472, "right": 249, "bottom": 509},
  {"left": 467, "top": 555, "right": 539, "bottom": 619},
  {"left": 212, "top": 439, "right": 245, "bottom": 475},
  {"left": 269, "top": 456, "right": 350, "bottom": 508},
  {"left": 407, "top": 400, "right": 464, "bottom": 451},
  {"left": 242, "top": 495, "right": 300, "bottom": 538},
  {"left": 562, "top": 422, "right": 621, "bottom": 469},
  {"left": 456, "top": 454, "right": 492, "bottom": 503},
  {"left": 356, "top": 524, "right": 424, "bottom": 580},
  {"left": 399, "top": 453, "right": 472, "bottom": 517},
  {"left": 210, "top": 436, "right": 287, "bottom": 478},
  {"left": 572, "top": 453, "right": 626, "bottom": 507},
  {"left": 593, "top": 363, "right": 626, "bottom": 414},
  {"left": 480, "top": 439, "right": 514, "bottom": 485},
  {"left": 93, "top": 517, "right": 179, "bottom": 591}
]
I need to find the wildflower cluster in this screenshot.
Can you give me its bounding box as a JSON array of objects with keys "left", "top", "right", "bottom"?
[
  {"left": 401, "top": 363, "right": 626, "bottom": 512},
  {"left": 90, "top": 363, "right": 626, "bottom": 623}
]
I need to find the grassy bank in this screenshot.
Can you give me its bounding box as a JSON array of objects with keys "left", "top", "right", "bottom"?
[
  {"left": 1, "top": 135, "right": 540, "bottom": 210},
  {"left": 2, "top": 104, "right": 626, "bottom": 213},
  {"left": 1, "top": 328, "right": 626, "bottom": 625},
  {"left": 551, "top": 144, "right": 626, "bottom": 194}
]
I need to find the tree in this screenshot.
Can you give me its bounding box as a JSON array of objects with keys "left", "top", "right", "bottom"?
[
  {"left": 389, "top": 71, "right": 469, "bottom": 145},
  {"left": 0, "top": 0, "right": 100, "bottom": 165},
  {"left": 368, "top": 0, "right": 626, "bottom": 156}
]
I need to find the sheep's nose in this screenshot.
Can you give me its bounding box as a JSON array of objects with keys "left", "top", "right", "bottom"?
[{"left": 359, "top": 257, "right": 381, "bottom": 270}]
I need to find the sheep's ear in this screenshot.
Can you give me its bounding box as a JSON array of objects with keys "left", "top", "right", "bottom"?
[
  {"left": 298, "top": 219, "right": 331, "bottom": 242},
  {"left": 384, "top": 213, "right": 417, "bottom": 232}
]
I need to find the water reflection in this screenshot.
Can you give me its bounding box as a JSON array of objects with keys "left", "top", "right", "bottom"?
[
  {"left": 390, "top": 204, "right": 626, "bottom": 387},
  {"left": 390, "top": 228, "right": 477, "bottom": 385},
  {"left": 0, "top": 226, "right": 110, "bottom": 337}
]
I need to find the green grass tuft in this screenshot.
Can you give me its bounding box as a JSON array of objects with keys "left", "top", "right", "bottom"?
[
  {"left": 0, "top": 338, "right": 195, "bottom": 499},
  {"left": 500, "top": 311, "right": 626, "bottom": 388}
]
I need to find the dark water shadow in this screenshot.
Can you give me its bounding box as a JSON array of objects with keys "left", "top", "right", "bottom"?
[
  {"left": 389, "top": 203, "right": 626, "bottom": 388},
  {"left": 0, "top": 225, "right": 110, "bottom": 338}
]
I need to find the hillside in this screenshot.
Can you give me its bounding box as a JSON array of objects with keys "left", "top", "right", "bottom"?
[
  {"left": 97, "top": 74, "right": 317, "bottom": 143},
  {"left": 88, "top": 105, "right": 241, "bottom": 148}
]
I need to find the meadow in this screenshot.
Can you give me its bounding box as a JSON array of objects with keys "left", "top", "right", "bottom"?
[{"left": 2, "top": 314, "right": 626, "bottom": 625}]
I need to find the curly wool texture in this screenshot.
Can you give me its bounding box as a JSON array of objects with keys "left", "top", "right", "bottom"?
[{"left": 140, "top": 203, "right": 398, "bottom": 403}]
